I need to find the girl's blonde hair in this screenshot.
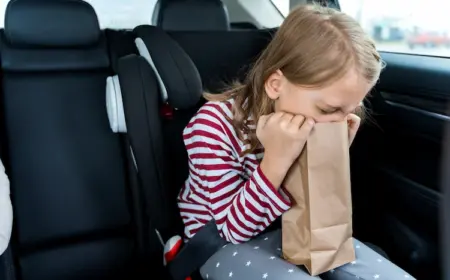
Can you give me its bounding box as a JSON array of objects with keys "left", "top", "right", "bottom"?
[{"left": 205, "top": 4, "right": 384, "bottom": 154}]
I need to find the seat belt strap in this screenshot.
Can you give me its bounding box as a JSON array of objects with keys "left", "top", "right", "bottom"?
[{"left": 168, "top": 221, "right": 228, "bottom": 280}]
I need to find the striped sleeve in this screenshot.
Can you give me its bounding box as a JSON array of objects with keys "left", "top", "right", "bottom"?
[{"left": 182, "top": 103, "right": 291, "bottom": 244}]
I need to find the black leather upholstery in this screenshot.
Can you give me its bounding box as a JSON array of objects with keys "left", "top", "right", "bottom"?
[
  {"left": 116, "top": 53, "right": 180, "bottom": 240},
  {"left": 0, "top": 36, "right": 109, "bottom": 71},
  {"left": 168, "top": 29, "right": 276, "bottom": 91},
  {"left": 152, "top": 0, "right": 230, "bottom": 31},
  {"left": 4, "top": 0, "right": 100, "bottom": 47},
  {"left": 134, "top": 25, "right": 203, "bottom": 109},
  {"left": 0, "top": 1, "right": 140, "bottom": 279},
  {"left": 117, "top": 27, "right": 206, "bottom": 238}
]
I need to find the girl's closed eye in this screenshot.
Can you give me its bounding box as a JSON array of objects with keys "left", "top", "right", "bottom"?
[{"left": 317, "top": 106, "right": 338, "bottom": 115}]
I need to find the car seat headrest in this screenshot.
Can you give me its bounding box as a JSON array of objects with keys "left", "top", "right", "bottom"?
[
  {"left": 152, "top": 0, "right": 230, "bottom": 31},
  {"left": 106, "top": 75, "right": 127, "bottom": 133},
  {"left": 134, "top": 25, "right": 203, "bottom": 110},
  {"left": 5, "top": 0, "right": 101, "bottom": 47}
]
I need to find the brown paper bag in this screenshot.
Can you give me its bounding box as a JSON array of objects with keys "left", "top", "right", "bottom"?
[{"left": 281, "top": 121, "right": 355, "bottom": 276}]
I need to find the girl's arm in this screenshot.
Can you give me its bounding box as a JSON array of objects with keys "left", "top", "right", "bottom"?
[{"left": 182, "top": 107, "right": 291, "bottom": 244}]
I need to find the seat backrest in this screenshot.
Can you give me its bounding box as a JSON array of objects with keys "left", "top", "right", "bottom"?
[
  {"left": 0, "top": 1, "right": 140, "bottom": 279},
  {"left": 135, "top": 26, "right": 203, "bottom": 205},
  {"left": 152, "top": 0, "right": 230, "bottom": 31},
  {"left": 167, "top": 29, "right": 275, "bottom": 92}
]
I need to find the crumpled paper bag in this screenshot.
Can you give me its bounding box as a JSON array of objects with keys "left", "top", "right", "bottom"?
[{"left": 282, "top": 121, "right": 355, "bottom": 276}]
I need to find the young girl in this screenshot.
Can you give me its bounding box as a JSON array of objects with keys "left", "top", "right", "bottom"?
[{"left": 178, "top": 4, "right": 415, "bottom": 280}]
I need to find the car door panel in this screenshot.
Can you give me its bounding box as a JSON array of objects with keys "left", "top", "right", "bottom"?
[
  {"left": 379, "top": 53, "right": 450, "bottom": 115},
  {"left": 350, "top": 52, "right": 447, "bottom": 279}
]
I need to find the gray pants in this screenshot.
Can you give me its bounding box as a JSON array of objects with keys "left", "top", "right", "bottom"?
[{"left": 200, "top": 230, "right": 415, "bottom": 280}]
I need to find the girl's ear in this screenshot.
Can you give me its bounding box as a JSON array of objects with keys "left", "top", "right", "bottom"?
[{"left": 264, "top": 69, "right": 284, "bottom": 100}]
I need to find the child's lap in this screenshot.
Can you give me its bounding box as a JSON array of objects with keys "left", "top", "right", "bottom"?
[
  {"left": 200, "top": 230, "right": 415, "bottom": 280},
  {"left": 200, "top": 230, "right": 317, "bottom": 279}
]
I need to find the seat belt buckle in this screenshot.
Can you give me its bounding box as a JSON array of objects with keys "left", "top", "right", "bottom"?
[
  {"left": 164, "top": 237, "right": 192, "bottom": 280},
  {"left": 156, "top": 229, "right": 192, "bottom": 280}
]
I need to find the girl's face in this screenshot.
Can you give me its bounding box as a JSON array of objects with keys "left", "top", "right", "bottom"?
[{"left": 265, "top": 69, "right": 372, "bottom": 123}]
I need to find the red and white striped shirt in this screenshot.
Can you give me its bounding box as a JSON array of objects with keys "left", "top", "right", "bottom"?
[{"left": 178, "top": 99, "right": 292, "bottom": 244}]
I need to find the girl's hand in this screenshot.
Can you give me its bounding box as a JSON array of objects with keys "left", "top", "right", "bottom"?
[
  {"left": 347, "top": 113, "right": 361, "bottom": 147},
  {"left": 257, "top": 112, "right": 315, "bottom": 188}
]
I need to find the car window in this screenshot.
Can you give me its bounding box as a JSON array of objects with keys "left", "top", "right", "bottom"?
[
  {"left": 271, "top": 0, "right": 290, "bottom": 17},
  {"left": 0, "top": 0, "right": 288, "bottom": 30},
  {"left": 339, "top": 0, "right": 450, "bottom": 57},
  {"left": 0, "top": 0, "right": 7, "bottom": 28},
  {"left": 84, "top": 0, "right": 156, "bottom": 29}
]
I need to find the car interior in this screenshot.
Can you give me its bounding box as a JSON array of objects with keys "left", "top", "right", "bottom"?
[{"left": 0, "top": 0, "right": 447, "bottom": 279}]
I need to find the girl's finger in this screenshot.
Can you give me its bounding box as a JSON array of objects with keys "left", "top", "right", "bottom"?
[
  {"left": 347, "top": 114, "right": 361, "bottom": 146},
  {"left": 257, "top": 114, "right": 272, "bottom": 130},
  {"left": 347, "top": 113, "right": 361, "bottom": 128},
  {"left": 290, "top": 115, "right": 306, "bottom": 129}
]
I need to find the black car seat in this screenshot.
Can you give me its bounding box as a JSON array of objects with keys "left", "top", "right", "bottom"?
[
  {"left": 105, "top": 25, "right": 206, "bottom": 279},
  {"left": 0, "top": 0, "right": 144, "bottom": 279},
  {"left": 152, "top": 0, "right": 230, "bottom": 31},
  {"left": 134, "top": 25, "right": 203, "bottom": 204},
  {"left": 106, "top": 25, "right": 203, "bottom": 231}
]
